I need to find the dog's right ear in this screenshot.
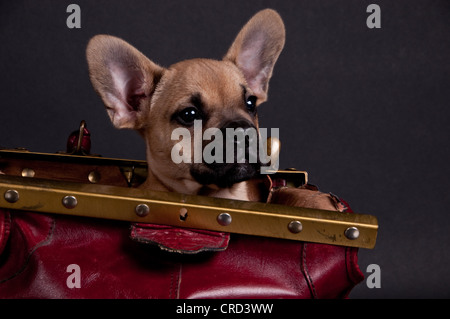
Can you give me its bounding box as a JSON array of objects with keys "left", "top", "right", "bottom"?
[{"left": 86, "top": 35, "right": 164, "bottom": 129}]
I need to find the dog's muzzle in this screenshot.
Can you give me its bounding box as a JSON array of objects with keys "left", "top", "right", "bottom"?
[{"left": 190, "top": 119, "right": 262, "bottom": 188}]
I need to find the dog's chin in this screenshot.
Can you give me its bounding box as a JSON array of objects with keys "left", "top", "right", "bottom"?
[{"left": 190, "top": 162, "right": 260, "bottom": 188}]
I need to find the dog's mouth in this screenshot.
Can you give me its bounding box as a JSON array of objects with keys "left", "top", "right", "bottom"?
[{"left": 190, "top": 161, "right": 261, "bottom": 188}]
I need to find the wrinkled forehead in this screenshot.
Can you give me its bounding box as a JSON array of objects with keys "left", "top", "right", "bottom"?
[{"left": 165, "top": 59, "right": 248, "bottom": 106}]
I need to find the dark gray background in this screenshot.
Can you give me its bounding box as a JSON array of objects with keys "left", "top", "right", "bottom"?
[{"left": 1, "top": 0, "right": 449, "bottom": 298}]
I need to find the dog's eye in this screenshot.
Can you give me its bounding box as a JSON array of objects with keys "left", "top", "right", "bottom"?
[
  {"left": 176, "top": 107, "right": 202, "bottom": 126},
  {"left": 246, "top": 96, "right": 257, "bottom": 113}
]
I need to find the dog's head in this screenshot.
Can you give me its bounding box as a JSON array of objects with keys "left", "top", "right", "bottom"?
[{"left": 86, "top": 9, "right": 285, "bottom": 193}]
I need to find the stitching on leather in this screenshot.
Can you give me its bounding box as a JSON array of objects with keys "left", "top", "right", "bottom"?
[
  {"left": 301, "top": 243, "right": 317, "bottom": 299},
  {"left": 176, "top": 264, "right": 182, "bottom": 299},
  {"left": 169, "top": 265, "right": 182, "bottom": 299},
  {"left": 0, "top": 217, "right": 56, "bottom": 284}
]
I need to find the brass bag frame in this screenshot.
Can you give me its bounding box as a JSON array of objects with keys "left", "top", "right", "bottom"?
[{"left": 0, "top": 149, "right": 378, "bottom": 249}]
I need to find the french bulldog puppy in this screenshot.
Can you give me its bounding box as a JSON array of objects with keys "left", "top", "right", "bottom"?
[{"left": 87, "top": 9, "right": 285, "bottom": 201}]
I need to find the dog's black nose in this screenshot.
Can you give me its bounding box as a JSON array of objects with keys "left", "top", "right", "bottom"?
[
  {"left": 221, "top": 120, "right": 258, "bottom": 153},
  {"left": 204, "top": 119, "right": 259, "bottom": 166}
]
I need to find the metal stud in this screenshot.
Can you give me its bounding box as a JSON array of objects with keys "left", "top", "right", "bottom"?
[
  {"left": 135, "top": 204, "right": 150, "bottom": 217},
  {"left": 88, "top": 171, "right": 101, "bottom": 184},
  {"left": 345, "top": 227, "right": 360, "bottom": 240},
  {"left": 22, "top": 168, "right": 35, "bottom": 178},
  {"left": 217, "top": 213, "right": 232, "bottom": 226},
  {"left": 4, "top": 190, "right": 19, "bottom": 203},
  {"left": 62, "top": 195, "right": 78, "bottom": 209},
  {"left": 288, "top": 220, "right": 303, "bottom": 234}
]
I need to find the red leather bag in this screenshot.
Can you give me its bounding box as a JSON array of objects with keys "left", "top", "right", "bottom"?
[{"left": 0, "top": 181, "right": 364, "bottom": 299}]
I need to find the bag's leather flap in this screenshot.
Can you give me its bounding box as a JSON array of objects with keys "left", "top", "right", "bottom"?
[{"left": 130, "top": 223, "right": 230, "bottom": 254}]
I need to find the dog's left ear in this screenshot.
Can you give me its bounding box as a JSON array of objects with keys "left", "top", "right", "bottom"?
[{"left": 224, "top": 9, "right": 285, "bottom": 102}]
